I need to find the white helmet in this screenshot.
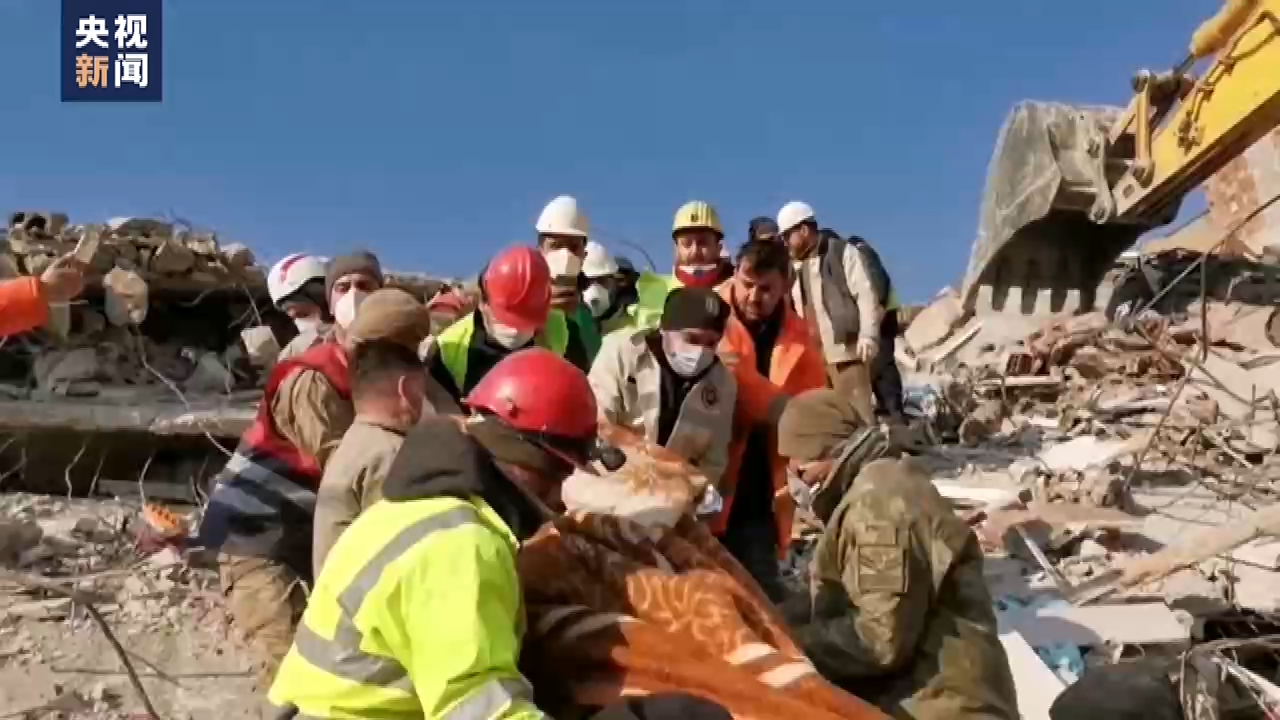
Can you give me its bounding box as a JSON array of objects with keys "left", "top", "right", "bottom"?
[
  {"left": 267, "top": 253, "right": 327, "bottom": 305},
  {"left": 582, "top": 241, "right": 619, "bottom": 278},
  {"left": 536, "top": 195, "right": 589, "bottom": 238},
  {"left": 777, "top": 201, "right": 816, "bottom": 234}
]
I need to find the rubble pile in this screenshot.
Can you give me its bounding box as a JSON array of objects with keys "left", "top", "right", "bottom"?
[
  {"left": 901, "top": 251, "right": 1280, "bottom": 717},
  {"left": 0, "top": 211, "right": 455, "bottom": 499},
  {"left": 0, "top": 492, "right": 266, "bottom": 718}
]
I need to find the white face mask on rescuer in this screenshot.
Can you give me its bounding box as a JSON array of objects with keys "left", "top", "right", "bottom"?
[
  {"left": 487, "top": 318, "right": 535, "bottom": 349},
  {"left": 333, "top": 290, "right": 367, "bottom": 329},
  {"left": 663, "top": 334, "right": 713, "bottom": 377},
  {"left": 582, "top": 284, "right": 612, "bottom": 317},
  {"left": 544, "top": 248, "right": 583, "bottom": 279},
  {"left": 294, "top": 316, "right": 323, "bottom": 335}
]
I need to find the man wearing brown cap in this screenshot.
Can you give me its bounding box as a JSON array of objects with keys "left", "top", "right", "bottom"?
[
  {"left": 195, "top": 281, "right": 436, "bottom": 685},
  {"left": 775, "top": 389, "right": 1017, "bottom": 720},
  {"left": 588, "top": 286, "right": 737, "bottom": 494},
  {"left": 312, "top": 290, "right": 442, "bottom": 575}
]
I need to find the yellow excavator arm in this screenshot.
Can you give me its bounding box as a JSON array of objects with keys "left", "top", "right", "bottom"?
[{"left": 961, "top": 0, "right": 1280, "bottom": 315}]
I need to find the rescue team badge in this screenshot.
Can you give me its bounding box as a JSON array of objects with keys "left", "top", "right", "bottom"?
[{"left": 701, "top": 383, "right": 718, "bottom": 407}]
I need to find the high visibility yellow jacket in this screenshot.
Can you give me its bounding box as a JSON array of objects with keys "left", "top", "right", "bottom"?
[
  {"left": 430, "top": 309, "right": 570, "bottom": 400},
  {"left": 608, "top": 271, "right": 678, "bottom": 334},
  {"left": 269, "top": 419, "right": 547, "bottom": 720}
]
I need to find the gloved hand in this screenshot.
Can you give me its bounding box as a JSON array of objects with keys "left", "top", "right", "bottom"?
[{"left": 854, "top": 336, "right": 879, "bottom": 364}]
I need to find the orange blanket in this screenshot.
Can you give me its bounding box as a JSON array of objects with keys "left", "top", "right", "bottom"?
[{"left": 517, "top": 512, "right": 888, "bottom": 720}]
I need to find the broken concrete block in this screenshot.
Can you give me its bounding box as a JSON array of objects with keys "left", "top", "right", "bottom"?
[
  {"left": 184, "top": 234, "right": 219, "bottom": 257},
  {"left": 149, "top": 239, "right": 196, "bottom": 274},
  {"left": 0, "top": 520, "right": 43, "bottom": 565},
  {"left": 240, "top": 325, "right": 281, "bottom": 369},
  {"left": 0, "top": 252, "right": 21, "bottom": 279},
  {"left": 220, "top": 242, "right": 255, "bottom": 270},
  {"left": 23, "top": 252, "right": 56, "bottom": 277},
  {"left": 103, "top": 267, "right": 148, "bottom": 326},
  {"left": 183, "top": 351, "right": 233, "bottom": 394},
  {"left": 904, "top": 289, "right": 964, "bottom": 354},
  {"left": 33, "top": 347, "right": 100, "bottom": 390}
]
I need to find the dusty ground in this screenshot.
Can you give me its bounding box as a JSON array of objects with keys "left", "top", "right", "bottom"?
[{"left": 0, "top": 494, "right": 271, "bottom": 719}]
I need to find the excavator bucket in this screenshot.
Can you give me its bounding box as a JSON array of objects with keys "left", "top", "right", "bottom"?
[{"left": 960, "top": 101, "right": 1181, "bottom": 316}]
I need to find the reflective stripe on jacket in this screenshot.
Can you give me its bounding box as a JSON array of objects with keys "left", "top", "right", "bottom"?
[
  {"left": 268, "top": 494, "right": 545, "bottom": 720},
  {"left": 196, "top": 342, "right": 351, "bottom": 574},
  {"left": 588, "top": 328, "right": 736, "bottom": 489},
  {"left": 436, "top": 311, "right": 570, "bottom": 394},
  {"left": 710, "top": 284, "right": 828, "bottom": 555}
]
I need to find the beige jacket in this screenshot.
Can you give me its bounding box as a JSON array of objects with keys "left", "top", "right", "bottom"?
[
  {"left": 271, "top": 368, "right": 354, "bottom": 470},
  {"left": 792, "top": 246, "right": 882, "bottom": 364},
  {"left": 312, "top": 419, "right": 405, "bottom": 575},
  {"left": 588, "top": 329, "right": 736, "bottom": 490}
]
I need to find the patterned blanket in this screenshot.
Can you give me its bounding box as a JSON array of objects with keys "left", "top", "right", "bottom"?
[{"left": 517, "top": 512, "right": 889, "bottom": 720}]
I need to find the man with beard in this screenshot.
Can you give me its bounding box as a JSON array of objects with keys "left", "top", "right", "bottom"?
[{"left": 709, "top": 240, "right": 827, "bottom": 600}]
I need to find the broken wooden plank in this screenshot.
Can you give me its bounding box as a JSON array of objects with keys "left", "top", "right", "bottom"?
[{"left": 1074, "top": 501, "right": 1280, "bottom": 604}]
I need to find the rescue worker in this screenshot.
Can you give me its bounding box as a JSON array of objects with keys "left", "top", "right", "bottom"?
[
  {"left": 0, "top": 254, "right": 86, "bottom": 336},
  {"left": 194, "top": 253, "right": 390, "bottom": 682},
  {"left": 425, "top": 285, "right": 472, "bottom": 335},
  {"left": 588, "top": 286, "right": 736, "bottom": 490},
  {"left": 628, "top": 200, "right": 726, "bottom": 330},
  {"left": 269, "top": 349, "right": 605, "bottom": 718},
  {"left": 428, "top": 246, "right": 564, "bottom": 403},
  {"left": 775, "top": 389, "right": 1019, "bottom": 720},
  {"left": 312, "top": 295, "right": 435, "bottom": 575},
  {"left": 748, "top": 216, "right": 780, "bottom": 244},
  {"left": 778, "top": 202, "right": 881, "bottom": 425},
  {"left": 581, "top": 241, "right": 635, "bottom": 335},
  {"left": 268, "top": 253, "right": 332, "bottom": 361},
  {"left": 536, "top": 195, "right": 601, "bottom": 370},
  {"left": 710, "top": 240, "right": 827, "bottom": 601}
]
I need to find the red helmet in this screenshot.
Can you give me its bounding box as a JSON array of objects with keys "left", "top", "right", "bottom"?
[
  {"left": 482, "top": 246, "right": 552, "bottom": 333},
  {"left": 464, "top": 348, "right": 599, "bottom": 461}
]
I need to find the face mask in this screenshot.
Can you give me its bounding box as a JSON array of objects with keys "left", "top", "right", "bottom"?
[
  {"left": 333, "top": 290, "right": 367, "bottom": 329},
  {"left": 582, "top": 284, "right": 612, "bottom": 318},
  {"left": 663, "top": 334, "right": 713, "bottom": 377},
  {"left": 544, "top": 248, "right": 583, "bottom": 279},
  {"left": 487, "top": 318, "right": 535, "bottom": 350},
  {"left": 675, "top": 263, "right": 721, "bottom": 289},
  {"left": 294, "top": 316, "right": 322, "bottom": 335}
]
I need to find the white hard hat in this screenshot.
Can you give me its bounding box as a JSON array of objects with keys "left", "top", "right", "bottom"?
[
  {"left": 267, "top": 253, "right": 327, "bottom": 305},
  {"left": 536, "top": 195, "right": 589, "bottom": 238},
  {"left": 582, "top": 241, "right": 619, "bottom": 278},
  {"left": 777, "top": 201, "right": 816, "bottom": 234}
]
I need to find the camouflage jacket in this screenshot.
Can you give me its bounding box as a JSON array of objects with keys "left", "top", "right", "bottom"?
[{"left": 790, "top": 456, "right": 1019, "bottom": 720}]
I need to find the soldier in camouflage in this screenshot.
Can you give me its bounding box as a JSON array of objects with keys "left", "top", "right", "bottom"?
[{"left": 775, "top": 388, "right": 1019, "bottom": 720}]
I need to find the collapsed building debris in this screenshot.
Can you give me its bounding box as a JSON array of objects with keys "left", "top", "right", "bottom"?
[{"left": 901, "top": 246, "right": 1280, "bottom": 717}]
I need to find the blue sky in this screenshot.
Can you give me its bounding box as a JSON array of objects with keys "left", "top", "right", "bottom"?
[{"left": 0, "top": 1, "right": 1211, "bottom": 301}]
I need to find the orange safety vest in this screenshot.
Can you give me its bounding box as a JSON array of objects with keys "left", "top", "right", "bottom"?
[{"left": 711, "top": 284, "right": 828, "bottom": 556}]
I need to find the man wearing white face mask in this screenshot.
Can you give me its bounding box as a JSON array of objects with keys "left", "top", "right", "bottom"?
[
  {"left": 588, "top": 287, "right": 736, "bottom": 491},
  {"left": 428, "top": 245, "right": 561, "bottom": 403},
  {"left": 581, "top": 240, "right": 636, "bottom": 335},
  {"left": 536, "top": 195, "right": 602, "bottom": 371}
]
